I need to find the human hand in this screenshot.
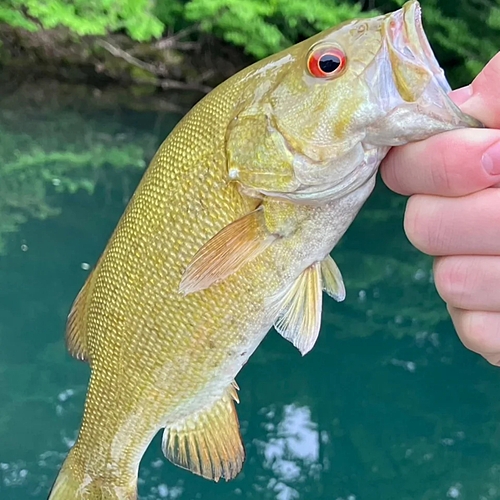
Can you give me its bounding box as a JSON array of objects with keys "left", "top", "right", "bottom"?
[{"left": 380, "top": 52, "right": 500, "bottom": 365}]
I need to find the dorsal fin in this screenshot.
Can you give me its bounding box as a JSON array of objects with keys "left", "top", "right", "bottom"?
[
  {"left": 65, "top": 273, "right": 93, "bottom": 362},
  {"left": 162, "top": 383, "right": 244, "bottom": 481}
]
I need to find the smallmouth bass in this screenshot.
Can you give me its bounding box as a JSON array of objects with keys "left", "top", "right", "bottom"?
[{"left": 48, "top": 2, "right": 481, "bottom": 498}]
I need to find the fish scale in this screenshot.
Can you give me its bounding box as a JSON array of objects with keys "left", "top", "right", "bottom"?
[
  {"left": 48, "top": 2, "right": 482, "bottom": 498},
  {"left": 64, "top": 65, "right": 282, "bottom": 486}
]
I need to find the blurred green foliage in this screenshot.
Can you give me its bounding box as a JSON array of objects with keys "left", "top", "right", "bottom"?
[
  {"left": 0, "top": 0, "right": 164, "bottom": 40},
  {"left": 167, "top": 0, "right": 499, "bottom": 87},
  {"left": 179, "top": 0, "right": 365, "bottom": 59},
  {"left": 1, "top": 0, "right": 499, "bottom": 86}
]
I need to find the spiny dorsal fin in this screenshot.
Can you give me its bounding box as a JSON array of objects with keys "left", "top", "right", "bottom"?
[
  {"left": 273, "top": 262, "right": 323, "bottom": 356},
  {"left": 179, "top": 207, "right": 276, "bottom": 295},
  {"left": 321, "top": 255, "right": 346, "bottom": 302},
  {"left": 65, "top": 273, "right": 93, "bottom": 362},
  {"left": 162, "top": 383, "right": 244, "bottom": 481}
]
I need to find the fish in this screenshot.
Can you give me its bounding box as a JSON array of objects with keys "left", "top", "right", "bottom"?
[{"left": 48, "top": 1, "right": 482, "bottom": 498}]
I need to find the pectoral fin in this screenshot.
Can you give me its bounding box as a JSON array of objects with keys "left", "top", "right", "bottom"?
[
  {"left": 273, "top": 262, "right": 323, "bottom": 356},
  {"left": 321, "top": 255, "right": 346, "bottom": 302},
  {"left": 179, "top": 207, "right": 276, "bottom": 295},
  {"left": 162, "top": 384, "right": 244, "bottom": 481}
]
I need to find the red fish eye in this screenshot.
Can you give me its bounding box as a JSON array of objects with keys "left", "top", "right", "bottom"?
[{"left": 307, "top": 47, "right": 346, "bottom": 78}]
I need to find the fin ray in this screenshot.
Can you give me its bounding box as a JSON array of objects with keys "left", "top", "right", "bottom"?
[
  {"left": 162, "top": 383, "right": 244, "bottom": 481},
  {"left": 179, "top": 208, "right": 275, "bottom": 295},
  {"left": 273, "top": 262, "right": 323, "bottom": 355},
  {"left": 65, "top": 273, "right": 94, "bottom": 362},
  {"left": 321, "top": 255, "right": 346, "bottom": 302}
]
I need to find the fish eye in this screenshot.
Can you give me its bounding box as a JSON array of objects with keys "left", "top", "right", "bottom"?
[{"left": 307, "top": 46, "right": 347, "bottom": 79}]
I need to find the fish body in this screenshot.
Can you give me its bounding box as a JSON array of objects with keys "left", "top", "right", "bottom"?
[{"left": 48, "top": 2, "right": 481, "bottom": 499}]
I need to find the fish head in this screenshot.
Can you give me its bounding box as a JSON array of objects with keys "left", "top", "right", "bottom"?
[{"left": 238, "top": 1, "right": 482, "bottom": 202}]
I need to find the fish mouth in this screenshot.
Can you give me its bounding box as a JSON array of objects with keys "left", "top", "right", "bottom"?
[
  {"left": 384, "top": 0, "right": 482, "bottom": 128},
  {"left": 393, "top": 1, "right": 450, "bottom": 93}
]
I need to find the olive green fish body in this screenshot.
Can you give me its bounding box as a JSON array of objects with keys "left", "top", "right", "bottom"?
[
  {"left": 51, "top": 69, "right": 331, "bottom": 492},
  {"left": 67, "top": 123, "right": 372, "bottom": 478},
  {"left": 48, "top": 2, "right": 482, "bottom": 499},
  {"left": 69, "top": 82, "right": 283, "bottom": 474}
]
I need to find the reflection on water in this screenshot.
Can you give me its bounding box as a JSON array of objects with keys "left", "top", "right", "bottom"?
[
  {"left": 256, "top": 404, "right": 321, "bottom": 500},
  {"left": 1, "top": 82, "right": 500, "bottom": 500}
]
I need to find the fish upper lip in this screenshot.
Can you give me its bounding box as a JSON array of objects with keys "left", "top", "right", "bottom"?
[{"left": 385, "top": 1, "right": 483, "bottom": 128}]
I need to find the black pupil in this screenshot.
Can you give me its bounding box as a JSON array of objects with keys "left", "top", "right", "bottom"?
[{"left": 319, "top": 54, "right": 341, "bottom": 73}]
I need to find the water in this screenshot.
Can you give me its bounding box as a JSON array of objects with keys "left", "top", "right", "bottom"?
[{"left": 1, "top": 81, "right": 500, "bottom": 500}]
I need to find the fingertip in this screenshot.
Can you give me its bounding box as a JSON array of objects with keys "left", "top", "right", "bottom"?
[
  {"left": 449, "top": 85, "right": 473, "bottom": 106},
  {"left": 379, "top": 148, "right": 410, "bottom": 195},
  {"left": 403, "top": 194, "right": 435, "bottom": 254},
  {"left": 448, "top": 307, "right": 500, "bottom": 358},
  {"left": 457, "top": 51, "right": 500, "bottom": 128}
]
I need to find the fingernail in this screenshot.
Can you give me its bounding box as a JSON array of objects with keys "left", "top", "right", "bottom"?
[
  {"left": 482, "top": 141, "right": 500, "bottom": 175},
  {"left": 449, "top": 85, "right": 473, "bottom": 106}
]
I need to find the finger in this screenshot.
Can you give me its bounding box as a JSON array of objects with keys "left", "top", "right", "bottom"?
[
  {"left": 434, "top": 256, "right": 500, "bottom": 311},
  {"left": 448, "top": 306, "right": 500, "bottom": 365},
  {"left": 380, "top": 128, "right": 500, "bottom": 196},
  {"left": 404, "top": 188, "right": 500, "bottom": 255},
  {"left": 458, "top": 51, "right": 500, "bottom": 129}
]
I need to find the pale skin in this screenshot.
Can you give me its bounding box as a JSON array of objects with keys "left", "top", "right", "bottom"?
[{"left": 380, "top": 51, "right": 500, "bottom": 366}]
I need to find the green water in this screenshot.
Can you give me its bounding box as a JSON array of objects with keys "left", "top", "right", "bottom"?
[{"left": 1, "top": 84, "right": 500, "bottom": 500}]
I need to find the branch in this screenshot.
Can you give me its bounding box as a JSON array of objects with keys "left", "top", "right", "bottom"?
[
  {"left": 97, "top": 40, "right": 158, "bottom": 74},
  {"left": 96, "top": 40, "right": 212, "bottom": 94},
  {"left": 154, "top": 24, "right": 201, "bottom": 51}
]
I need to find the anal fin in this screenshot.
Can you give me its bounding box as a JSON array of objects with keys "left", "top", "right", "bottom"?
[
  {"left": 66, "top": 272, "right": 93, "bottom": 362},
  {"left": 162, "top": 383, "right": 244, "bottom": 481}
]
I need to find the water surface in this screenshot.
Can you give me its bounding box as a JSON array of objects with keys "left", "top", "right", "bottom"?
[{"left": 1, "top": 82, "right": 499, "bottom": 500}]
